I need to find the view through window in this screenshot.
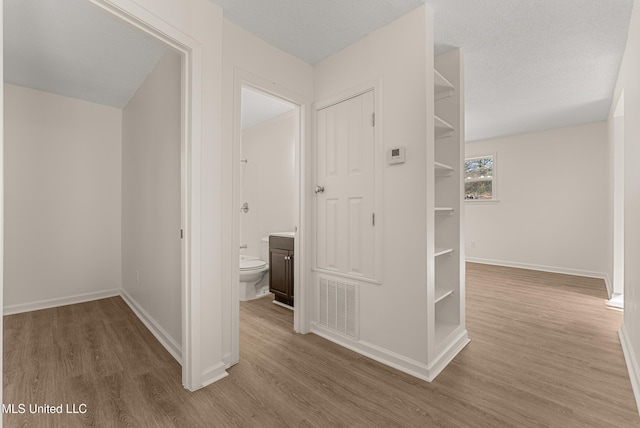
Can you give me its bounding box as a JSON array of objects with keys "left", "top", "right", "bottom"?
[{"left": 465, "top": 155, "right": 494, "bottom": 200}]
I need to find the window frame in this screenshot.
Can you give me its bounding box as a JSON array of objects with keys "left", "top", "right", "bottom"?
[{"left": 464, "top": 153, "right": 498, "bottom": 203}]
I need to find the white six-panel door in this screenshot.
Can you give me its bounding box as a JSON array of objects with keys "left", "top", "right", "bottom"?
[{"left": 316, "top": 90, "right": 375, "bottom": 280}]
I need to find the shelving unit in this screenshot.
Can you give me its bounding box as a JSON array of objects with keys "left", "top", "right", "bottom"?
[
  {"left": 434, "top": 115, "right": 454, "bottom": 138},
  {"left": 427, "top": 48, "right": 468, "bottom": 376}
]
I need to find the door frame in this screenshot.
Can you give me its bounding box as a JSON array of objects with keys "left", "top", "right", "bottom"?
[
  {"left": 87, "top": 0, "right": 204, "bottom": 390},
  {"left": 230, "top": 69, "right": 309, "bottom": 364}
]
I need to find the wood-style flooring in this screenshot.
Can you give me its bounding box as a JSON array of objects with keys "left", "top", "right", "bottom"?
[{"left": 3, "top": 263, "right": 640, "bottom": 427}]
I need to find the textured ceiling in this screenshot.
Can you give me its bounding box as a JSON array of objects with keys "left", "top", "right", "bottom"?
[
  {"left": 3, "top": 0, "right": 166, "bottom": 108},
  {"left": 427, "top": 0, "right": 635, "bottom": 141},
  {"left": 3, "top": 0, "right": 635, "bottom": 141}
]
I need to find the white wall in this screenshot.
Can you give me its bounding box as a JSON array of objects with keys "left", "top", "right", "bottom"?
[
  {"left": 221, "top": 19, "right": 314, "bottom": 364},
  {"left": 3, "top": 84, "right": 122, "bottom": 313},
  {"left": 111, "top": 0, "right": 226, "bottom": 388},
  {"left": 465, "top": 122, "right": 610, "bottom": 282},
  {"left": 313, "top": 6, "right": 433, "bottom": 369},
  {"left": 616, "top": 0, "right": 640, "bottom": 414},
  {"left": 240, "top": 111, "right": 296, "bottom": 259},
  {"left": 121, "top": 51, "right": 182, "bottom": 357}
]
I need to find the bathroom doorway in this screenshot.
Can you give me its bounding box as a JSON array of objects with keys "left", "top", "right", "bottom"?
[{"left": 231, "top": 74, "right": 307, "bottom": 362}]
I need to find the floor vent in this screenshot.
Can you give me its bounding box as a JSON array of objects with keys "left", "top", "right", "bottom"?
[{"left": 319, "top": 277, "right": 357, "bottom": 339}]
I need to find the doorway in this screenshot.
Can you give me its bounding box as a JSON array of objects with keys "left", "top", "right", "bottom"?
[
  {"left": 1, "top": 0, "right": 206, "bottom": 390},
  {"left": 231, "top": 73, "right": 307, "bottom": 363}
]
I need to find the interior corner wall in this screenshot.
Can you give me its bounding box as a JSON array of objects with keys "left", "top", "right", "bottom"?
[
  {"left": 3, "top": 84, "right": 122, "bottom": 314},
  {"left": 465, "top": 122, "right": 610, "bottom": 281},
  {"left": 221, "top": 19, "right": 314, "bottom": 364},
  {"left": 122, "top": 51, "right": 182, "bottom": 352},
  {"left": 240, "top": 111, "right": 296, "bottom": 259},
  {"left": 618, "top": 0, "right": 640, "bottom": 414},
  {"left": 312, "top": 5, "right": 432, "bottom": 365}
]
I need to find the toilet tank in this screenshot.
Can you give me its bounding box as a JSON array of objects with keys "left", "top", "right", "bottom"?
[{"left": 260, "top": 237, "right": 270, "bottom": 261}]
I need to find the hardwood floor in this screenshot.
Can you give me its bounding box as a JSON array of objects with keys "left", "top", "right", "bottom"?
[{"left": 4, "top": 263, "right": 640, "bottom": 427}]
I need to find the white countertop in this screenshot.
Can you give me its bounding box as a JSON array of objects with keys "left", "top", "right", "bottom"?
[{"left": 269, "top": 231, "right": 295, "bottom": 238}]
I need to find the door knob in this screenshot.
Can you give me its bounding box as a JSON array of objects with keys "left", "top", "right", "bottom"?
[{"left": 315, "top": 185, "right": 325, "bottom": 194}]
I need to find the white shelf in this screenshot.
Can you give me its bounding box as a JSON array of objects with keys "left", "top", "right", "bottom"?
[
  {"left": 435, "top": 207, "right": 454, "bottom": 214},
  {"left": 434, "top": 69, "right": 455, "bottom": 100},
  {"left": 434, "top": 161, "right": 454, "bottom": 175},
  {"left": 435, "top": 289, "right": 454, "bottom": 304},
  {"left": 434, "top": 248, "right": 454, "bottom": 257},
  {"left": 435, "top": 115, "right": 454, "bottom": 138}
]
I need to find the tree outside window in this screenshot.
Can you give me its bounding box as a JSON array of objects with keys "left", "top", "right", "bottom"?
[{"left": 465, "top": 155, "right": 494, "bottom": 200}]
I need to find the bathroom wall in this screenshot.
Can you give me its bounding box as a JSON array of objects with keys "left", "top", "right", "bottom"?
[
  {"left": 3, "top": 84, "right": 122, "bottom": 314},
  {"left": 121, "top": 51, "right": 182, "bottom": 358},
  {"left": 240, "top": 110, "right": 296, "bottom": 259}
]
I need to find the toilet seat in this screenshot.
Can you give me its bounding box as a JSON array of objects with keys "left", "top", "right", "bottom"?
[{"left": 240, "top": 259, "right": 267, "bottom": 271}]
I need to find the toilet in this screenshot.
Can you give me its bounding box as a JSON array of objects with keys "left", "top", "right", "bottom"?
[{"left": 238, "top": 237, "right": 270, "bottom": 301}]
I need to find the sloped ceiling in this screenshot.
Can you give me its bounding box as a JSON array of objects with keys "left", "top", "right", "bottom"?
[{"left": 3, "top": 0, "right": 166, "bottom": 108}]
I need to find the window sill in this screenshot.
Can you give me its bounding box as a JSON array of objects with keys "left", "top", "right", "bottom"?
[{"left": 465, "top": 199, "right": 500, "bottom": 204}]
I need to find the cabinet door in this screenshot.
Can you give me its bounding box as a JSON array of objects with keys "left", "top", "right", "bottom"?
[
  {"left": 287, "top": 251, "right": 294, "bottom": 306},
  {"left": 269, "top": 248, "right": 289, "bottom": 299}
]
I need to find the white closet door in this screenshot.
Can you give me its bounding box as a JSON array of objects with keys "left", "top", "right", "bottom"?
[{"left": 315, "top": 90, "right": 375, "bottom": 279}]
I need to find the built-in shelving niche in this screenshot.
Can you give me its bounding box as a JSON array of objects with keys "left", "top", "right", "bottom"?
[{"left": 428, "top": 48, "right": 468, "bottom": 373}]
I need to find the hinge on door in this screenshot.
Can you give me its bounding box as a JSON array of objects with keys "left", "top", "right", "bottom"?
[
  {"left": 181, "top": 229, "right": 184, "bottom": 239},
  {"left": 372, "top": 213, "right": 375, "bottom": 226},
  {"left": 372, "top": 113, "right": 375, "bottom": 127}
]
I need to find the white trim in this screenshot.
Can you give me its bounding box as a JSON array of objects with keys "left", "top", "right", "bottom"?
[
  {"left": 607, "top": 293, "right": 624, "bottom": 309},
  {"left": 311, "top": 324, "right": 469, "bottom": 382},
  {"left": 3, "top": 289, "right": 121, "bottom": 316},
  {"left": 201, "top": 362, "right": 229, "bottom": 388},
  {"left": 89, "top": 0, "right": 205, "bottom": 391},
  {"left": 121, "top": 290, "right": 182, "bottom": 364},
  {"left": 619, "top": 324, "right": 640, "bottom": 415},
  {"left": 1, "top": 3, "right": 4, "bottom": 409},
  {"left": 429, "top": 329, "right": 470, "bottom": 379},
  {"left": 465, "top": 199, "right": 500, "bottom": 204},
  {"left": 467, "top": 257, "right": 611, "bottom": 287},
  {"left": 311, "top": 268, "right": 383, "bottom": 286}
]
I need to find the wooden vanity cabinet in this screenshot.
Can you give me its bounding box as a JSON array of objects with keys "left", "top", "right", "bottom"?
[{"left": 269, "top": 235, "right": 294, "bottom": 307}]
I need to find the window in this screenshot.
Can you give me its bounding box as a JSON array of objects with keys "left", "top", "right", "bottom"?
[{"left": 465, "top": 155, "right": 495, "bottom": 200}]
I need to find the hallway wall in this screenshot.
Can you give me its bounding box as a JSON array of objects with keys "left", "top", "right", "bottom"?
[
  {"left": 121, "top": 51, "right": 182, "bottom": 359},
  {"left": 616, "top": 0, "right": 640, "bottom": 414}
]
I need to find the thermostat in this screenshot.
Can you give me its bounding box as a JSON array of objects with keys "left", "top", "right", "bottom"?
[{"left": 387, "top": 146, "right": 406, "bottom": 164}]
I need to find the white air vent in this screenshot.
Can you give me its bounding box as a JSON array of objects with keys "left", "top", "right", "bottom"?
[{"left": 318, "top": 277, "right": 358, "bottom": 339}]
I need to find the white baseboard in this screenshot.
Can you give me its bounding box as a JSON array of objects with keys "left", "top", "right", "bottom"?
[
  {"left": 3, "top": 288, "right": 121, "bottom": 315},
  {"left": 120, "top": 289, "right": 182, "bottom": 365},
  {"left": 619, "top": 324, "right": 640, "bottom": 416},
  {"left": 429, "top": 329, "right": 470, "bottom": 379},
  {"left": 200, "top": 362, "right": 229, "bottom": 390},
  {"left": 311, "top": 324, "right": 468, "bottom": 382},
  {"left": 467, "top": 257, "right": 610, "bottom": 287}
]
